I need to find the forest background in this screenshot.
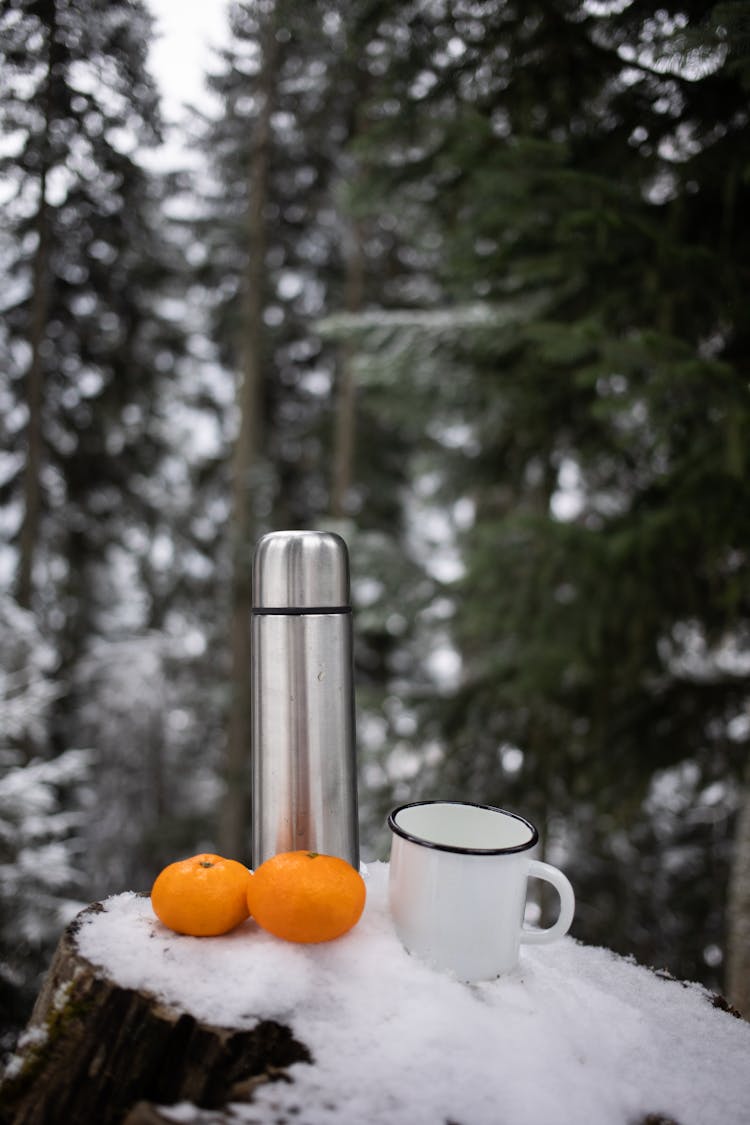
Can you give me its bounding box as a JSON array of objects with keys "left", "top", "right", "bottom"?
[{"left": 1, "top": 0, "right": 749, "bottom": 1056}]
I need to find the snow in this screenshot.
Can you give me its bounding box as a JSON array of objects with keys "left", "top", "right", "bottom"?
[{"left": 76, "top": 863, "right": 750, "bottom": 1125}]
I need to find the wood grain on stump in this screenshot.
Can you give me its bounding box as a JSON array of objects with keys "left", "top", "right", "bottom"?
[{"left": 0, "top": 903, "right": 311, "bottom": 1125}]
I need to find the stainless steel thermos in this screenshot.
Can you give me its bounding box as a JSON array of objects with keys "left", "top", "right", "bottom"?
[{"left": 250, "top": 530, "right": 360, "bottom": 870}]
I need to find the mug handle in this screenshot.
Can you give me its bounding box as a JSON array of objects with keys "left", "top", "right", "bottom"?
[{"left": 520, "top": 859, "right": 575, "bottom": 945}]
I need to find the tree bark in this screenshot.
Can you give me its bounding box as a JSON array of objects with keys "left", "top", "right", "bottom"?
[
  {"left": 219, "top": 16, "right": 278, "bottom": 862},
  {"left": 330, "top": 219, "right": 365, "bottom": 519},
  {"left": 726, "top": 760, "right": 750, "bottom": 1018},
  {"left": 17, "top": 182, "right": 48, "bottom": 611},
  {"left": 0, "top": 903, "right": 310, "bottom": 1125},
  {"left": 17, "top": 12, "right": 55, "bottom": 613}
]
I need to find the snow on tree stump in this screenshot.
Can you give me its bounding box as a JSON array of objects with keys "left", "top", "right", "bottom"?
[
  {"left": 0, "top": 902, "right": 310, "bottom": 1125},
  {"left": 2, "top": 865, "right": 749, "bottom": 1125}
]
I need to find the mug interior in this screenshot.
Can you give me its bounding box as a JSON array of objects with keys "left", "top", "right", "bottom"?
[{"left": 389, "top": 801, "right": 537, "bottom": 854}]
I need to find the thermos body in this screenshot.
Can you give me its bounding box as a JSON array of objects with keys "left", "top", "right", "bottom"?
[
  {"left": 251, "top": 611, "right": 358, "bottom": 867},
  {"left": 250, "top": 531, "right": 360, "bottom": 870}
]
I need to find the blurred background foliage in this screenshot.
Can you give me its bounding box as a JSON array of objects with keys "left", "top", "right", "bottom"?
[{"left": 1, "top": 0, "right": 749, "bottom": 1053}]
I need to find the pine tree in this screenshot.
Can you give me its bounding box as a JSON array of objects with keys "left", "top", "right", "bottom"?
[
  {"left": 0, "top": 0, "right": 202, "bottom": 1040},
  {"left": 187, "top": 0, "right": 426, "bottom": 857},
  {"left": 0, "top": 0, "right": 183, "bottom": 690},
  {"left": 325, "top": 0, "right": 750, "bottom": 986}
]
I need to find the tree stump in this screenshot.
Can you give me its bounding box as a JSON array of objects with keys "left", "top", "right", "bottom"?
[
  {"left": 3, "top": 868, "right": 749, "bottom": 1125},
  {"left": 0, "top": 903, "right": 311, "bottom": 1125}
]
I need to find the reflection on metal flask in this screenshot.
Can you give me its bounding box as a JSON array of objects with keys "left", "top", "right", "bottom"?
[{"left": 251, "top": 530, "right": 360, "bottom": 870}]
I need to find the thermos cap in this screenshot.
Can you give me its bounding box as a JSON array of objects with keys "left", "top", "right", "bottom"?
[{"left": 252, "top": 530, "right": 351, "bottom": 610}]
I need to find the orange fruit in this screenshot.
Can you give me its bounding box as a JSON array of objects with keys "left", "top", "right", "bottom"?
[
  {"left": 151, "top": 853, "right": 251, "bottom": 936},
  {"left": 246, "top": 851, "right": 366, "bottom": 944}
]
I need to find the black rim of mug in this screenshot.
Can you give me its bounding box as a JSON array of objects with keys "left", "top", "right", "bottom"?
[{"left": 387, "top": 800, "right": 539, "bottom": 856}]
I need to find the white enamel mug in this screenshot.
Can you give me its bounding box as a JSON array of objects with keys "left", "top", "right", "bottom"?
[{"left": 388, "top": 800, "right": 575, "bottom": 982}]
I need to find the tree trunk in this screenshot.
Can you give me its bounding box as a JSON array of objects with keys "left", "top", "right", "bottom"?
[
  {"left": 0, "top": 903, "right": 310, "bottom": 1125},
  {"left": 17, "top": 145, "right": 51, "bottom": 610},
  {"left": 219, "top": 17, "right": 278, "bottom": 862},
  {"left": 726, "top": 760, "right": 750, "bottom": 1018},
  {"left": 330, "top": 219, "right": 365, "bottom": 519}
]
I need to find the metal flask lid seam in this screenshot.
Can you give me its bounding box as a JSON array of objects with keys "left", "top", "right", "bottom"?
[{"left": 252, "top": 529, "right": 351, "bottom": 612}]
